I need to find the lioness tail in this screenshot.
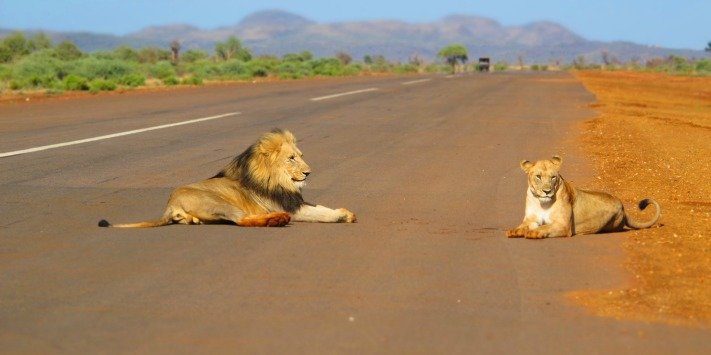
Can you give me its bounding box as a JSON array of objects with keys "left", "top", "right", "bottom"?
[
  {"left": 98, "top": 217, "right": 172, "bottom": 228},
  {"left": 624, "top": 198, "right": 661, "bottom": 229}
]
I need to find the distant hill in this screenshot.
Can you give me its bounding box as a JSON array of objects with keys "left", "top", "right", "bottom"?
[{"left": 2, "top": 10, "right": 708, "bottom": 64}]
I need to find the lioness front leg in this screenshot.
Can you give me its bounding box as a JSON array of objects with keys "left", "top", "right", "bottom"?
[
  {"left": 524, "top": 223, "right": 571, "bottom": 239},
  {"left": 506, "top": 224, "right": 529, "bottom": 238},
  {"left": 292, "top": 204, "right": 356, "bottom": 223}
]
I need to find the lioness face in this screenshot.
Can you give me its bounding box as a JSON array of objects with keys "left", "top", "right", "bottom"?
[
  {"left": 521, "top": 156, "right": 563, "bottom": 202},
  {"left": 281, "top": 142, "right": 311, "bottom": 189}
]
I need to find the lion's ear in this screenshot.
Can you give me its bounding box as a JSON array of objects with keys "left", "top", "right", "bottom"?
[
  {"left": 520, "top": 160, "right": 534, "bottom": 172},
  {"left": 282, "top": 130, "right": 296, "bottom": 144},
  {"left": 551, "top": 156, "right": 562, "bottom": 166},
  {"left": 256, "top": 136, "right": 282, "bottom": 156}
]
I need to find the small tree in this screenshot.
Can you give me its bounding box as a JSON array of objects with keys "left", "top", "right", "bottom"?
[
  {"left": 28, "top": 32, "right": 52, "bottom": 52},
  {"left": 170, "top": 39, "right": 181, "bottom": 64},
  {"left": 53, "top": 40, "right": 83, "bottom": 60},
  {"left": 438, "top": 44, "right": 468, "bottom": 74},
  {"left": 215, "top": 36, "right": 251, "bottom": 61},
  {"left": 706, "top": 41, "right": 711, "bottom": 52},
  {"left": 335, "top": 51, "right": 352, "bottom": 65}
]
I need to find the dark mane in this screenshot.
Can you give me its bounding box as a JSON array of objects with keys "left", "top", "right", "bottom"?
[{"left": 212, "top": 141, "right": 305, "bottom": 213}]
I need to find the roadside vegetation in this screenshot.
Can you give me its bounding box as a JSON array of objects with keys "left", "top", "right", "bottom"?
[
  {"left": 0, "top": 33, "right": 448, "bottom": 95},
  {"left": 1, "top": 32, "right": 710, "bottom": 96}
]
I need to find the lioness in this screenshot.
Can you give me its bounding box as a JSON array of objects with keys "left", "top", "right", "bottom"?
[
  {"left": 507, "top": 156, "right": 660, "bottom": 239},
  {"left": 98, "top": 129, "right": 356, "bottom": 228}
]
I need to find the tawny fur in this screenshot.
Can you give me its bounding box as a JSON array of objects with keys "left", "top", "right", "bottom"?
[
  {"left": 507, "top": 156, "right": 660, "bottom": 239},
  {"left": 99, "top": 129, "right": 356, "bottom": 228}
]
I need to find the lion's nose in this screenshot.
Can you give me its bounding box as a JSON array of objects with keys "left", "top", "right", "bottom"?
[{"left": 304, "top": 172, "right": 311, "bottom": 177}]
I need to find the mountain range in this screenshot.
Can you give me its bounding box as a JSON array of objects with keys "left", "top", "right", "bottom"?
[{"left": 2, "top": 10, "right": 707, "bottom": 64}]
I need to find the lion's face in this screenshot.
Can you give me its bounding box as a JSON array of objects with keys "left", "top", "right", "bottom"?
[
  {"left": 246, "top": 129, "right": 312, "bottom": 193},
  {"left": 279, "top": 142, "right": 311, "bottom": 190},
  {"left": 520, "top": 156, "right": 563, "bottom": 202}
]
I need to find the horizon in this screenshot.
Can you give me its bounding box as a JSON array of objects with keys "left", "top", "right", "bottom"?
[{"left": 0, "top": 1, "right": 710, "bottom": 51}]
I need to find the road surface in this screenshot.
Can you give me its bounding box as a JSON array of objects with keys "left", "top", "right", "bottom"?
[{"left": 1, "top": 73, "right": 708, "bottom": 353}]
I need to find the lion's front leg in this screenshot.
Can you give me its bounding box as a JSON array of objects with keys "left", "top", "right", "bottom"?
[{"left": 292, "top": 204, "right": 356, "bottom": 223}]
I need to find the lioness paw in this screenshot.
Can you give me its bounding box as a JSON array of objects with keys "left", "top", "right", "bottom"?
[
  {"left": 337, "top": 208, "right": 357, "bottom": 223},
  {"left": 506, "top": 228, "right": 525, "bottom": 238},
  {"left": 524, "top": 230, "right": 547, "bottom": 239}
]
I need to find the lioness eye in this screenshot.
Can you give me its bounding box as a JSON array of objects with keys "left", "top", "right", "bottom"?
[{"left": 289, "top": 155, "right": 295, "bottom": 160}]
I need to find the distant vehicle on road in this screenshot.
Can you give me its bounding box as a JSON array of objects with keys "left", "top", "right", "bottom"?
[{"left": 477, "top": 57, "right": 491, "bottom": 72}]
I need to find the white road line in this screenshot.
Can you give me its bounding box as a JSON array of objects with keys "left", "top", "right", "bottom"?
[
  {"left": 310, "top": 88, "right": 379, "bottom": 101},
  {"left": 0, "top": 112, "right": 241, "bottom": 158},
  {"left": 402, "top": 78, "right": 432, "bottom": 85}
]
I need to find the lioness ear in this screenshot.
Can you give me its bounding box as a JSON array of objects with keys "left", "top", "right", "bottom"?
[
  {"left": 551, "top": 156, "right": 562, "bottom": 166},
  {"left": 520, "top": 160, "right": 534, "bottom": 172}
]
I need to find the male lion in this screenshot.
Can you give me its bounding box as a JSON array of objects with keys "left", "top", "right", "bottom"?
[
  {"left": 98, "top": 129, "right": 356, "bottom": 228},
  {"left": 507, "top": 156, "right": 660, "bottom": 239}
]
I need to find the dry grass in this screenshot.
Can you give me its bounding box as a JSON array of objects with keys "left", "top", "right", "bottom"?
[{"left": 568, "top": 70, "right": 711, "bottom": 326}]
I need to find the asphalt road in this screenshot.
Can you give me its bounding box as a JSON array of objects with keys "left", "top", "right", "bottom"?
[{"left": 1, "top": 73, "right": 708, "bottom": 353}]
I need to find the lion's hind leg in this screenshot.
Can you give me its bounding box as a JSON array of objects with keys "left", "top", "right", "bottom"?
[{"left": 236, "top": 212, "right": 291, "bottom": 227}]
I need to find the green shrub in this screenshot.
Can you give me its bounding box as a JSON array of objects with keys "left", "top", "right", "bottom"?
[
  {"left": 276, "top": 61, "right": 311, "bottom": 79},
  {"left": 113, "top": 46, "right": 140, "bottom": 62},
  {"left": 182, "top": 76, "right": 203, "bottom": 85},
  {"left": 53, "top": 41, "right": 83, "bottom": 61},
  {"left": 182, "top": 49, "right": 208, "bottom": 63},
  {"left": 162, "top": 76, "right": 179, "bottom": 85},
  {"left": 63, "top": 74, "right": 89, "bottom": 90},
  {"left": 494, "top": 61, "right": 509, "bottom": 71},
  {"left": 148, "top": 60, "right": 176, "bottom": 80},
  {"left": 89, "top": 79, "right": 117, "bottom": 93},
  {"left": 0, "top": 64, "right": 11, "bottom": 80},
  {"left": 393, "top": 64, "right": 418, "bottom": 74},
  {"left": 695, "top": 59, "right": 711, "bottom": 74},
  {"left": 75, "top": 57, "right": 135, "bottom": 80},
  {"left": 118, "top": 73, "right": 145, "bottom": 87},
  {"left": 220, "top": 59, "right": 252, "bottom": 79}
]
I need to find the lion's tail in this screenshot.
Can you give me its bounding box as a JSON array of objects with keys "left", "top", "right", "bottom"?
[
  {"left": 624, "top": 198, "right": 661, "bottom": 230},
  {"left": 98, "top": 217, "right": 172, "bottom": 228}
]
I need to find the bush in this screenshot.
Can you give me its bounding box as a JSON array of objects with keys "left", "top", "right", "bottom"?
[
  {"left": 162, "top": 76, "right": 179, "bottom": 85},
  {"left": 393, "top": 64, "right": 418, "bottom": 74},
  {"left": 117, "top": 73, "right": 145, "bottom": 87},
  {"left": 182, "top": 49, "right": 208, "bottom": 63},
  {"left": 148, "top": 60, "right": 176, "bottom": 80},
  {"left": 220, "top": 59, "right": 251, "bottom": 78},
  {"left": 75, "top": 57, "right": 135, "bottom": 80},
  {"left": 277, "top": 61, "right": 311, "bottom": 79},
  {"left": 89, "top": 79, "right": 117, "bottom": 93},
  {"left": 494, "top": 61, "right": 509, "bottom": 71},
  {"left": 695, "top": 59, "right": 711, "bottom": 74},
  {"left": 63, "top": 74, "right": 89, "bottom": 90},
  {"left": 182, "top": 76, "right": 203, "bottom": 85},
  {"left": 53, "top": 41, "right": 83, "bottom": 61}
]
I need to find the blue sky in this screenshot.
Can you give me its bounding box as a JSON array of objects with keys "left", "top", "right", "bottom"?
[{"left": 0, "top": 0, "right": 709, "bottom": 50}]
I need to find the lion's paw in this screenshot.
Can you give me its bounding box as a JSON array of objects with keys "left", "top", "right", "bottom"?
[
  {"left": 266, "top": 212, "right": 291, "bottom": 227},
  {"left": 337, "top": 208, "right": 357, "bottom": 223}
]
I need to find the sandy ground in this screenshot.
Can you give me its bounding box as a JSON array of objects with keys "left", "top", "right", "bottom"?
[{"left": 569, "top": 70, "right": 711, "bottom": 326}]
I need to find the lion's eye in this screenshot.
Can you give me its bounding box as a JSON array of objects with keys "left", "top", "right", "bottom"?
[
  {"left": 536, "top": 175, "right": 541, "bottom": 180},
  {"left": 552, "top": 176, "right": 557, "bottom": 180},
  {"left": 289, "top": 155, "right": 295, "bottom": 160}
]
